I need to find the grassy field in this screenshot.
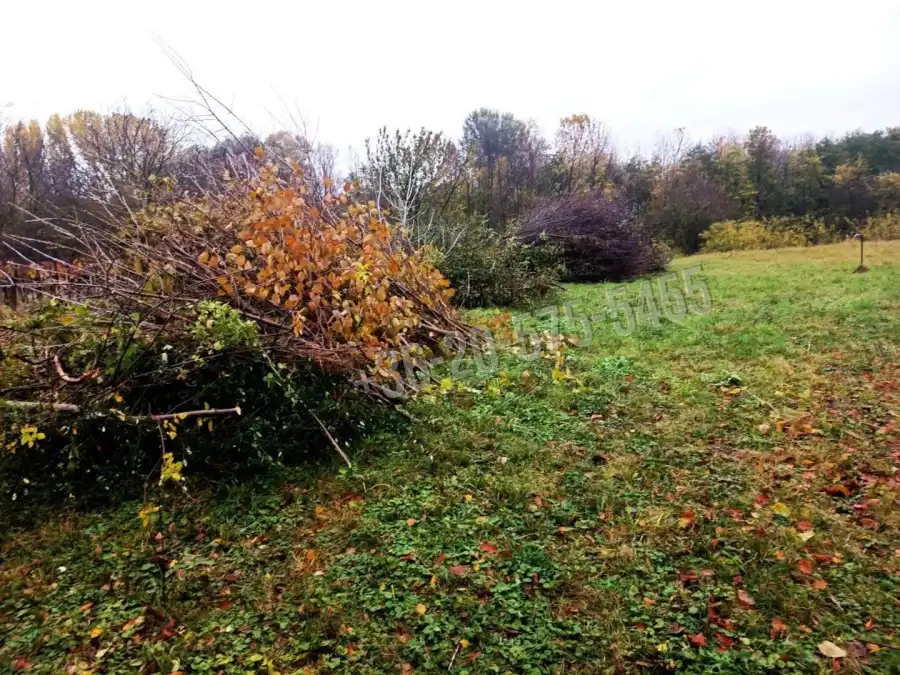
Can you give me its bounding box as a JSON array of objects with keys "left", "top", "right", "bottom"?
[{"left": 1, "top": 241, "right": 899, "bottom": 674}]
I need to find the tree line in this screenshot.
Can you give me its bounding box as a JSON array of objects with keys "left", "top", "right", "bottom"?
[{"left": 2, "top": 106, "right": 899, "bottom": 255}]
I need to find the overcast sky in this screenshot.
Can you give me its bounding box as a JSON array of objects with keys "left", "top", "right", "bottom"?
[{"left": 3, "top": 0, "right": 900, "bottom": 162}]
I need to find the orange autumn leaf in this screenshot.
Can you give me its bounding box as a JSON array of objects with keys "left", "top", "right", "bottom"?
[
  {"left": 479, "top": 541, "right": 498, "bottom": 555},
  {"left": 737, "top": 589, "right": 756, "bottom": 608},
  {"left": 771, "top": 618, "right": 788, "bottom": 638},
  {"left": 798, "top": 559, "right": 814, "bottom": 575},
  {"left": 687, "top": 632, "right": 707, "bottom": 648}
]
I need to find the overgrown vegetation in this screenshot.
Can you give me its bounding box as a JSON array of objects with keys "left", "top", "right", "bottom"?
[
  {"left": 3, "top": 89, "right": 900, "bottom": 673},
  {"left": 702, "top": 213, "right": 900, "bottom": 252},
  {"left": 0, "top": 153, "right": 468, "bottom": 512},
  {"left": 2, "top": 242, "right": 898, "bottom": 673}
]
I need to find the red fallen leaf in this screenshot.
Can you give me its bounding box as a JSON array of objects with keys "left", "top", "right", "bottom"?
[
  {"left": 812, "top": 553, "right": 833, "bottom": 563},
  {"left": 435, "top": 553, "right": 447, "bottom": 565},
  {"left": 859, "top": 518, "right": 880, "bottom": 531},
  {"left": 347, "top": 642, "right": 355, "bottom": 656},
  {"left": 218, "top": 599, "right": 232, "bottom": 610},
  {"left": 771, "top": 618, "right": 788, "bottom": 638},
  {"left": 399, "top": 555, "right": 416, "bottom": 562},
  {"left": 13, "top": 658, "right": 31, "bottom": 671},
  {"left": 679, "top": 571, "right": 699, "bottom": 583},
  {"left": 223, "top": 573, "right": 240, "bottom": 582},
  {"left": 678, "top": 510, "right": 695, "bottom": 528},
  {"left": 825, "top": 484, "right": 850, "bottom": 498},
  {"left": 754, "top": 493, "right": 771, "bottom": 507},
  {"left": 798, "top": 559, "right": 814, "bottom": 575},
  {"left": 733, "top": 575, "right": 743, "bottom": 585},
  {"left": 79, "top": 602, "right": 94, "bottom": 612},
  {"left": 796, "top": 521, "right": 813, "bottom": 532},
  {"left": 716, "top": 633, "right": 734, "bottom": 650},
  {"left": 737, "top": 589, "right": 756, "bottom": 607},
  {"left": 448, "top": 565, "right": 467, "bottom": 577},
  {"left": 401, "top": 663, "right": 413, "bottom": 674},
  {"left": 687, "top": 632, "right": 707, "bottom": 648},
  {"left": 479, "top": 542, "right": 498, "bottom": 555}
]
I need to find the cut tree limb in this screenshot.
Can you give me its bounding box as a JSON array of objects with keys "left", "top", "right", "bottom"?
[{"left": 0, "top": 400, "right": 241, "bottom": 423}]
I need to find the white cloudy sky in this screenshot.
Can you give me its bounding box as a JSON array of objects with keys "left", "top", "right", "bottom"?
[{"left": 3, "top": 0, "right": 900, "bottom": 160}]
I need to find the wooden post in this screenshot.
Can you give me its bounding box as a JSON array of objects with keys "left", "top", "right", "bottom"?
[{"left": 854, "top": 232, "right": 868, "bottom": 273}]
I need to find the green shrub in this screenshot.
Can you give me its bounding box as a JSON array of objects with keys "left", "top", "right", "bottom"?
[
  {"left": 701, "top": 219, "right": 811, "bottom": 252},
  {"left": 862, "top": 212, "right": 900, "bottom": 240},
  {"left": 418, "top": 218, "right": 564, "bottom": 308},
  {"left": 0, "top": 300, "right": 394, "bottom": 526}
]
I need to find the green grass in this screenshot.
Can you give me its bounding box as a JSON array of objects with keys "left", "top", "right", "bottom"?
[{"left": 2, "top": 241, "right": 899, "bottom": 674}]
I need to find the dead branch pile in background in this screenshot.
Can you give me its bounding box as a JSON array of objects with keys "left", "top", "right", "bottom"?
[{"left": 518, "top": 192, "right": 670, "bottom": 282}]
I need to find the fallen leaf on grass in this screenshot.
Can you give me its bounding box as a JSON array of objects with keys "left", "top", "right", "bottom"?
[
  {"left": 687, "top": 632, "right": 707, "bottom": 648},
  {"left": 479, "top": 541, "right": 498, "bottom": 555},
  {"left": 771, "top": 619, "right": 788, "bottom": 638},
  {"left": 90, "top": 627, "right": 103, "bottom": 638},
  {"left": 772, "top": 502, "right": 791, "bottom": 518},
  {"left": 798, "top": 559, "right": 814, "bottom": 575},
  {"left": 825, "top": 484, "right": 850, "bottom": 498},
  {"left": 679, "top": 510, "right": 695, "bottom": 528},
  {"left": 415, "top": 603, "right": 426, "bottom": 615},
  {"left": 796, "top": 520, "right": 813, "bottom": 532},
  {"left": 448, "top": 565, "right": 467, "bottom": 577},
  {"left": 812, "top": 579, "right": 829, "bottom": 590},
  {"left": 406, "top": 518, "right": 417, "bottom": 527},
  {"left": 737, "top": 589, "right": 756, "bottom": 607},
  {"left": 817, "top": 641, "right": 847, "bottom": 658}
]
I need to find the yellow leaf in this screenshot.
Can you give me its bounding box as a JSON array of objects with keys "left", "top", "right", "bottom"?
[
  {"left": 817, "top": 641, "right": 847, "bottom": 658},
  {"left": 772, "top": 502, "right": 791, "bottom": 518},
  {"left": 464, "top": 494, "right": 473, "bottom": 503},
  {"left": 460, "top": 639, "right": 470, "bottom": 648},
  {"left": 90, "top": 627, "right": 103, "bottom": 638},
  {"left": 415, "top": 603, "right": 426, "bottom": 615}
]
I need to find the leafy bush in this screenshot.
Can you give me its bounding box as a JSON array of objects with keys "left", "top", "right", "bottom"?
[
  {"left": 411, "top": 217, "right": 564, "bottom": 308},
  {"left": 701, "top": 220, "right": 810, "bottom": 252},
  {"left": 699, "top": 214, "right": 893, "bottom": 252},
  {"left": 518, "top": 193, "right": 670, "bottom": 282},
  {"left": 862, "top": 212, "right": 900, "bottom": 240}
]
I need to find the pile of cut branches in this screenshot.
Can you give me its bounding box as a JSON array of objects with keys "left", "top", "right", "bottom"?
[
  {"left": 518, "top": 192, "right": 669, "bottom": 282},
  {"left": 0, "top": 157, "right": 472, "bottom": 493}
]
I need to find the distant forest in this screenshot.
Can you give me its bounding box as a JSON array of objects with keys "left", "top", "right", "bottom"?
[{"left": 2, "top": 108, "right": 899, "bottom": 254}]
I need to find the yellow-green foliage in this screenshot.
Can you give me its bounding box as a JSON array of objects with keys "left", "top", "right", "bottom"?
[
  {"left": 862, "top": 212, "right": 900, "bottom": 241},
  {"left": 700, "top": 220, "right": 808, "bottom": 252}
]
